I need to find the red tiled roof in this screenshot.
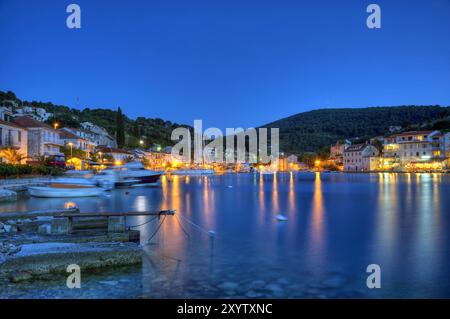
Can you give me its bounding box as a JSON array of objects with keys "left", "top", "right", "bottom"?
[
  {"left": 12, "top": 116, "right": 53, "bottom": 129},
  {"left": 0, "top": 119, "right": 27, "bottom": 129},
  {"left": 58, "top": 129, "right": 85, "bottom": 140},
  {"left": 343, "top": 144, "right": 370, "bottom": 152}
]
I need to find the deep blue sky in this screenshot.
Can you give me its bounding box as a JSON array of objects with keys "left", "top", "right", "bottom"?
[{"left": 1, "top": 0, "right": 449, "bottom": 129}]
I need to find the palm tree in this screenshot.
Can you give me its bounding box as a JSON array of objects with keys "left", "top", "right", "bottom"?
[{"left": 0, "top": 148, "right": 26, "bottom": 164}]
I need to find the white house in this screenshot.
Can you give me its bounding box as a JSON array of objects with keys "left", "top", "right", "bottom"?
[
  {"left": 343, "top": 143, "right": 380, "bottom": 171},
  {"left": 80, "top": 122, "right": 117, "bottom": 148},
  {"left": 13, "top": 116, "right": 63, "bottom": 158},
  {"left": 15, "top": 106, "right": 52, "bottom": 122},
  {"left": 393, "top": 130, "right": 444, "bottom": 164},
  {"left": 60, "top": 127, "right": 97, "bottom": 155},
  {"left": 0, "top": 106, "right": 13, "bottom": 121},
  {"left": 0, "top": 120, "right": 28, "bottom": 163},
  {"left": 58, "top": 128, "right": 94, "bottom": 158}
]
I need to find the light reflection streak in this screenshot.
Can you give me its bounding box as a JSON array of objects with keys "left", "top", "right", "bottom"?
[{"left": 309, "top": 172, "right": 325, "bottom": 256}]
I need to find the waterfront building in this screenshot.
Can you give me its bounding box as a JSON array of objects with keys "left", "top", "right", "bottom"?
[
  {"left": 379, "top": 130, "right": 447, "bottom": 171},
  {"left": 12, "top": 116, "right": 62, "bottom": 158},
  {"left": 343, "top": 143, "right": 380, "bottom": 171},
  {"left": 60, "top": 127, "right": 97, "bottom": 156},
  {"left": 0, "top": 119, "right": 28, "bottom": 162},
  {"left": 330, "top": 140, "right": 350, "bottom": 165},
  {"left": 144, "top": 150, "right": 172, "bottom": 169},
  {"left": 379, "top": 135, "right": 401, "bottom": 170},
  {"left": 58, "top": 128, "right": 93, "bottom": 158},
  {"left": 394, "top": 130, "right": 446, "bottom": 169},
  {"left": 95, "top": 146, "right": 132, "bottom": 164},
  {"left": 80, "top": 122, "right": 117, "bottom": 148}
]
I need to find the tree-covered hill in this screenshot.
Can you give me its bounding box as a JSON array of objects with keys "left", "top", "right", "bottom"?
[
  {"left": 0, "top": 90, "right": 189, "bottom": 149},
  {"left": 262, "top": 106, "right": 450, "bottom": 154}
]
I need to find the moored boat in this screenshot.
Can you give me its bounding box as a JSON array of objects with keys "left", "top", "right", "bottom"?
[
  {"left": 110, "top": 161, "right": 162, "bottom": 187},
  {"left": 27, "top": 184, "right": 105, "bottom": 198}
]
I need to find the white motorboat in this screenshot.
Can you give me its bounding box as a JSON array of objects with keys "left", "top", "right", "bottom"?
[
  {"left": 27, "top": 184, "right": 105, "bottom": 198},
  {"left": 105, "top": 161, "right": 162, "bottom": 187},
  {"left": 53, "top": 170, "right": 115, "bottom": 190}
]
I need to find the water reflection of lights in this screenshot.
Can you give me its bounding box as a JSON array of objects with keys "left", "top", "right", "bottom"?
[
  {"left": 375, "top": 172, "right": 399, "bottom": 267},
  {"left": 64, "top": 201, "right": 78, "bottom": 209},
  {"left": 134, "top": 196, "right": 148, "bottom": 212},
  {"left": 309, "top": 172, "right": 325, "bottom": 252},
  {"left": 259, "top": 173, "right": 264, "bottom": 210},
  {"left": 272, "top": 172, "right": 279, "bottom": 212},
  {"left": 288, "top": 172, "right": 295, "bottom": 215}
]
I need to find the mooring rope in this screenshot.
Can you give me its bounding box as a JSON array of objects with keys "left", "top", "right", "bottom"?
[
  {"left": 174, "top": 214, "right": 191, "bottom": 238},
  {"left": 178, "top": 215, "right": 216, "bottom": 237},
  {"left": 127, "top": 215, "right": 159, "bottom": 228},
  {"left": 144, "top": 215, "right": 167, "bottom": 244}
]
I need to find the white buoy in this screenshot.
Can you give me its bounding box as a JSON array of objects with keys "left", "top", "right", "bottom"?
[
  {"left": 208, "top": 230, "right": 217, "bottom": 237},
  {"left": 276, "top": 214, "right": 288, "bottom": 221},
  {"left": 227, "top": 185, "right": 233, "bottom": 188}
]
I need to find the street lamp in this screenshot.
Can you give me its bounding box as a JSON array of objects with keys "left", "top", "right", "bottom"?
[
  {"left": 139, "top": 140, "right": 144, "bottom": 147},
  {"left": 53, "top": 123, "right": 59, "bottom": 130},
  {"left": 98, "top": 151, "right": 102, "bottom": 163},
  {"left": 68, "top": 142, "right": 73, "bottom": 159}
]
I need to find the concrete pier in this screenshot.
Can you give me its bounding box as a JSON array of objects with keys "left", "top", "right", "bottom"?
[
  {"left": 51, "top": 217, "right": 73, "bottom": 235},
  {"left": 108, "top": 216, "right": 126, "bottom": 233}
]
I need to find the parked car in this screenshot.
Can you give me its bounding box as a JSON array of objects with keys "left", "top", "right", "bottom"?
[{"left": 46, "top": 155, "right": 66, "bottom": 168}]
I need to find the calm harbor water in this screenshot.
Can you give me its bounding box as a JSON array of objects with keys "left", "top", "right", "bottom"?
[{"left": 1, "top": 172, "right": 450, "bottom": 298}]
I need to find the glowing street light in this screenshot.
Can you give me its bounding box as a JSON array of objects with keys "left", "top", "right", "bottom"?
[
  {"left": 53, "top": 122, "right": 59, "bottom": 130},
  {"left": 68, "top": 142, "right": 73, "bottom": 159}
]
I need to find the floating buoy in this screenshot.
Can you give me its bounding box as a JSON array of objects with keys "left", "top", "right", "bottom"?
[
  {"left": 208, "top": 230, "right": 217, "bottom": 237},
  {"left": 227, "top": 185, "right": 233, "bottom": 188},
  {"left": 276, "top": 214, "right": 288, "bottom": 221}
]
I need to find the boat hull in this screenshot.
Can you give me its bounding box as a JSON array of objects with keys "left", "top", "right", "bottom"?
[
  {"left": 27, "top": 186, "right": 104, "bottom": 198},
  {"left": 115, "top": 173, "right": 161, "bottom": 187}
]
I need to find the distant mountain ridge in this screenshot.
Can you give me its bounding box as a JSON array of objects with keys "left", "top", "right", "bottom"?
[{"left": 262, "top": 105, "right": 450, "bottom": 154}]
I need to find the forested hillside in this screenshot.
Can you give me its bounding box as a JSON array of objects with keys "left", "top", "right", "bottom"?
[{"left": 262, "top": 106, "right": 450, "bottom": 154}]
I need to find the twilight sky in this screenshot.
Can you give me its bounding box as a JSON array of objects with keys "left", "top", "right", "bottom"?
[{"left": 1, "top": 0, "right": 449, "bottom": 129}]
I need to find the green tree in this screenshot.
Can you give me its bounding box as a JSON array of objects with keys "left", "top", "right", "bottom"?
[{"left": 116, "top": 107, "right": 125, "bottom": 148}]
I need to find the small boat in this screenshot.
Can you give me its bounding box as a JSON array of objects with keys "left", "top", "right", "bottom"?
[
  {"left": 105, "top": 161, "right": 162, "bottom": 187},
  {"left": 27, "top": 184, "right": 105, "bottom": 198},
  {"left": 276, "top": 214, "right": 288, "bottom": 221},
  {"left": 53, "top": 170, "right": 115, "bottom": 190}
]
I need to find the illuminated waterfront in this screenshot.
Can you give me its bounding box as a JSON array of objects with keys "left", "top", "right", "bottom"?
[{"left": 1, "top": 172, "right": 449, "bottom": 298}]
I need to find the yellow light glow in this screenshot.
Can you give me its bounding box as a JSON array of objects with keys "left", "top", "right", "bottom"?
[{"left": 114, "top": 161, "right": 122, "bottom": 166}]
